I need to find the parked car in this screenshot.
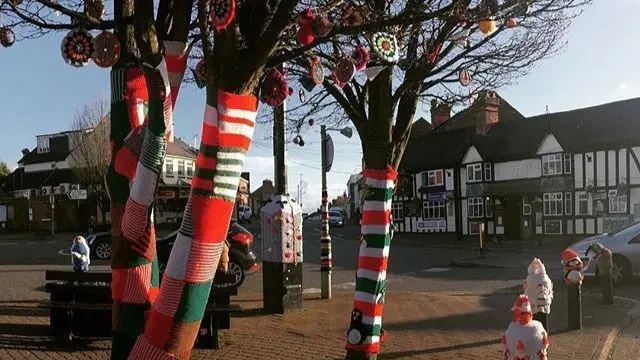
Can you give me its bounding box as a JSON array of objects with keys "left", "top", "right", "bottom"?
[
  {"left": 328, "top": 211, "right": 345, "bottom": 227},
  {"left": 567, "top": 221, "right": 640, "bottom": 284},
  {"left": 86, "top": 221, "right": 260, "bottom": 287},
  {"left": 237, "top": 205, "right": 252, "bottom": 223},
  {"left": 157, "top": 221, "right": 259, "bottom": 287}
]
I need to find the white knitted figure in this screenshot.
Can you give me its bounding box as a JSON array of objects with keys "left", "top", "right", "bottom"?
[
  {"left": 523, "top": 258, "right": 554, "bottom": 315},
  {"left": 503, "top": 295, "right": 549, "bottom": 360}
]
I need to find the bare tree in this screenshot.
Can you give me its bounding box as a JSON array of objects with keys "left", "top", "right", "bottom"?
[
  {"left": 3, "top": 0, "right": 593, "bottom": 359},
  {"left": 68, "top": 96, "right": 110, "bottom": 221}
]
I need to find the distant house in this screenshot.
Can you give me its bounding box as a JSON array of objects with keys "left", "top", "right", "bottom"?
[
  {"left": 394, "top": 91, "right": 640, "bottom": 242},
  {"left": 250, "top": 179, "right": 275, "bottom": 216},
  {"left": 346, "top": 173, "right": 364, "bottom": 222}
]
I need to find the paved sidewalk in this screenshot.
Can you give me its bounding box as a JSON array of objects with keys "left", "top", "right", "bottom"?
[
  {"left": 0, "top": 286, "right": 635, "bottom": 359},
  {"left": 609, "top": 306, "right": 640, "bottom": 360}
]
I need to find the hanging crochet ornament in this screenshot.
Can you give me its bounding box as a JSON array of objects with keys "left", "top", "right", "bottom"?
[
  {"left": 84, "top": 0, "right": 104, "bottom": 18},
  {"left": 310, "top": 57, "right": 325, "bottom": 85},
  {"left": 334, "top": 58, "right": 356, "bottom": 84},
  {"left": 296, "top": 8, "right": 316, "bottom": 46},
  {"left": 351, "top": 46, "right": 370, "bottom": 71},
  {"left": 459, "top": 68, "right": 472, "bottom": 86},
  {"left": 506, "top": 16, "right": 518, "bottom": 28},
  {"left": 479, "top": 17, "right": 497, "bottom": 35},
  {"left": 426, "top": 42, "right": 442, "bottom": 64},
  {"left": 298, "top": 89, "right": 306, "bottom": 103},
  {"left": 260, "top": 70, "right": 288, "bottom": 107},
  {"left": 61, "top": 28, "right": 94, "bottom": 67},
  {"left": 91, "top": 31, "right": 120, "bottom": 68},
  {"left": 308, "top": 118, "right": 315, "bottom": 126},
  {"left": 195, "top": 59, "right": 207, "bottom": 83},
  {"left": 210, "top": 0, "right": 236, "bottom": 31},
  {"left": 312, "top": 16, "right": 332, "bottom": 37},
  {"left": 0, "top": 27, "right": 16, "bottom": 48},
  {"left": 371, "top": 32, "right": 399, "bottom": 64}
]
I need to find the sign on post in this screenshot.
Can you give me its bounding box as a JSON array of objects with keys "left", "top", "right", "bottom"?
[{"left": 68, "top": 189, "right": 88, "bottom": 200}]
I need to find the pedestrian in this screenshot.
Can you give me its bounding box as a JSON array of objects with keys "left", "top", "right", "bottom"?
[
  {"left": 586, "top": 242, "right": 613, "bottom": 304},
  {"left": 523, "top": 258, "right": 553, "bottom": 331},
  {"left": 71, "top": 235, "right": 90, "bottom": 272}
]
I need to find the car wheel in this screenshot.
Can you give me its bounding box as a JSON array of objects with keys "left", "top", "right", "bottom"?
[
  {"left": 94, "top": 241, "right": 112, "bottom": 260},
  {"left": 227, "top": 261, "right": 246, "bottom": 287},
  {"left": 611, "top": 255, "right": 632, "bottom": 285}
]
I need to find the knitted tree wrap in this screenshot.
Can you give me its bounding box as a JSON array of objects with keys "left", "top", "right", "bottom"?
[
  {"left": 128, "top": 90, "right": 257, "bottom": 359},
  {"left": 345, "top": 167, "right": 397, "bottom": 354},
  {"left": 163, "top": 41, "right": 189, "bottom": 109}
]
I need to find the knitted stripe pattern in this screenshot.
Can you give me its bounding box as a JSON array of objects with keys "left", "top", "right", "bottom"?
[
  {"left": 320, "top": 189, "right": 331, "bottom": 271},
  {"left": 345, "top": 167, "right": 397, "bottom": 355},
  {"left": 127, "top": 90, "right": 257, "bottom": 359},
  {"left": 111, "top": 62, "right": 172, "bottom": 360},
  {"left": 163, "top": 41, "right": 188, "bottom": 110}
]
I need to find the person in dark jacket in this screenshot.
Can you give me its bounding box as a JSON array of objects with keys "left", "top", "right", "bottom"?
[
  {"left": 586, "top": 242, "right": 613, "bottom": 304},
  {"left": 71, "top": 235, "right": 90, "bottom": 272}
]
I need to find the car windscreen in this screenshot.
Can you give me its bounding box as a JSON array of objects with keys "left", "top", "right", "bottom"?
[{"left": 329, "top": 212, "right": 342, "bottom": 217}]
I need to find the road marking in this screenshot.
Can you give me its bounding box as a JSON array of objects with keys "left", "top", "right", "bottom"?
[
  {"left": 421, "top": 267, "right": 451, "bottom": 273},
  {"left": 0, "top": 242, "right": 18, "bottom": 245},
  {"left": 335, "top": 282, "right": 356, "bottom": 289},
  {"left": 303, "top": 288, "right": 321, "bottom": 294},
  {"left": 58, "top": 249, "right": 70, "bottom": 256}
]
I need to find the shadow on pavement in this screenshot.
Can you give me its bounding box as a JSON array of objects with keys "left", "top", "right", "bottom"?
[{"left": 379, "top": 338, "right": 502, "bottom": 359}]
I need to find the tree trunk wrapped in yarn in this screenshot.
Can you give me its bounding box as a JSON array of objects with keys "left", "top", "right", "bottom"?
[
  {"left": 345, "top": 167, "right": 396, "bottom": 355},
  {"left": 127, "top": 90, "right": 257, "bottom": 359}
]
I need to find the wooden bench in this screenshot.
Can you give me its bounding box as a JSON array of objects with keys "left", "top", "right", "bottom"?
[{"left": 42, "top": 269, "right": 243, "bottom": 348}]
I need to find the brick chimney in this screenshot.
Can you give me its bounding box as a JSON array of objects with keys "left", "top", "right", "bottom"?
[
  {"left": 430, "top": 102, "right": 452, "bottom": 128},
  {"left": 474, "top": 90, "right": 500, "bottom": 135}
]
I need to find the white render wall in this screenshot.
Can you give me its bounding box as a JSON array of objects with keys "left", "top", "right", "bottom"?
[{"left": 494, "top": 159, "right": 541, "bottom": 181}]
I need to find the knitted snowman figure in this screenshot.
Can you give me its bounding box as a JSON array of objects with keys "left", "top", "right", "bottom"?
[
  {"left": 523, "top": 258, "right": 554, "bottom": 315},
  {"left": 70, "top": 235, "right": 90, "bottom": 272},
  {"left": 503, "top": 295, "right": 549, "bottom": 360}
]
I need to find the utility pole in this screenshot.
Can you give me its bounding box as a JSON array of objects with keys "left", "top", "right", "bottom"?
[
  {"left": 261, "top": 67, "right": 304, "bottom": 314},
  {"left": 320, "top": 125, "right": 332, "bottom": 299}
]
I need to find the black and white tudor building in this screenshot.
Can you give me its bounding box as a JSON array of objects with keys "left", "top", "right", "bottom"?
[{"left": 393, "top": 91, "right": 640, "bottom": 240}]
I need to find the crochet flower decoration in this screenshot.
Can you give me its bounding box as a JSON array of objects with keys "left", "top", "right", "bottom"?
[
  {"left": 195, "top": 59, "right": 207, "bottom": 84},
  {"left": 371, "top": 32, "right": 399, "bottom": 63},
  {"left": 210, "top": 0, "right": 236, "bottom": 31},
  {"left": 61, "top": 28, "right": 94, "bottom": 67},
  {"left": 351, "top": 46, "right": 370, "bottom": 71},
  {"left": 260, "top": 70, "right": 289, "bottom": 107},
  {"left": 335, "top": 58, "right": 356, "bottom": 84},
  {"left": 92, "top": 31, "right": 120, "bottom": 68},
  {"left": 84, "top": 0, "right": 104, "bottom": 18},
  {"left": 310, "top": 57, "right": 325, "bottom": 85}
]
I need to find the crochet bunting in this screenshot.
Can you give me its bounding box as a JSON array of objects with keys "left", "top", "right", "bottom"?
[
  {"left": 128, "top": 90, "right": 257, "bottom": 359},
  {"left": 346, "top": 167, "right": 397, "bottom": 355}
]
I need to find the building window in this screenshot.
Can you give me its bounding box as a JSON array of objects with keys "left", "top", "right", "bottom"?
[
  {"left": 544, "top": 220, "right": 562, "bottom": 235},
  {"left": 484, "top": 163, "right": 492, "bottom": 181},
  {"left": 610, "top": 195, "right": 628, "bottom": 214},
  {"left": 577, "top": 193, "right": 589, "bottom": 215},
  {"left": 565, "top": 192, "right": 572, "bottom": 215},
  {"left": 186, "top": 161, "right": 194, "bottom": 177},
  {"left": 392, "top": 202, "right": 404, "bottom": 219},
  {"left": 177, "top": 160, "right": 185, "bottom": 177},
  {"left": 523, "top": 196, "right": 532, "bottom": 215},
  {"left": 543, "top": 192, "right": 563, "bottom": 216},
  {"left": 423, "top": 170, "right": 443, "bottom": 187},
  {"left": 467, "top": 164, "right": 483, "bottom": 183},
  {"left": 469, "top": 221, "right": 481, "bottom": 235},
  {"left": 447, "top": 202, "right": 455, "bottom": 217},
  {"left": 485, "top": 198, "right": 493, "bottom": 217},
  {"left": 423, "top": 200, "right": 445, "bottom": 219},
  {"left": 542, "top": 153, "right": 563, "bottom": 176},
  {"left": 468, "top": 197, "right": 484, "bottom": 218},
  {"left": 564, "top": 154, "right": 572, "bottom": 174},
  {"left": 165, "top": 159, "right": 174, "bottom": 177},
  {"left": 37, "top": 137, "right": 50, "bottom": 153}
]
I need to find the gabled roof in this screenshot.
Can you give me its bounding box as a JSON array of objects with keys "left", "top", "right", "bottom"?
[
  {"left": 6, "top": 167, "right": 78, "bottom": 189},
  {"left": 431, "top": 91, "right": 525, "bottom": 133},
  {"left": 400, "top": 127, "right": 479, "bottom": 173},
  {"left": 167, "top": 137, "right": 198, "bottom": 158},
  {"left": 18, "top": 148, "right": 70, "bottom": 165}
]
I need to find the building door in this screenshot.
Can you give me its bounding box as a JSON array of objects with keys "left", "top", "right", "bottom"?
[{"left": 502, "top": 196, "right": 521, "bottom": 240}]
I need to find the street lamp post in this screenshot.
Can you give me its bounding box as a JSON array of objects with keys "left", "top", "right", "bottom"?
[{"left": 320, "top": 125, "right": 353, "bottom": 299}]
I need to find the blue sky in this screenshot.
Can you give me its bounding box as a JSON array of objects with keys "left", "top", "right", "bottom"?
[{"left": 1, "top": 0, "right": 639, "bottom": 212}]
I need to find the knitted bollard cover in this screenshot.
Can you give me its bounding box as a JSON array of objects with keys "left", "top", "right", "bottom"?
[
  {"left": 345, "top": 167, "right": 397, "bottom": 355},
  {"left": 127, "top": 90, "right": 257, "bottom": 359},
  {"left": 163, "top": 41, "right": 189, "bottom": 109}
]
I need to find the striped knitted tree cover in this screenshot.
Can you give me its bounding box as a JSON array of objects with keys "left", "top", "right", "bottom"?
[
  {"left": 111, "top": 61, "right": 173, "bottom": 360},
  {"left": 127, "top": 90, "right": 257, "bottom": 359},
  {"left": 163, "top": 41, "right": 189, "bottom": 143},
  {"left": 345, "top": 167, "right": 397, "bottom": 356}
]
